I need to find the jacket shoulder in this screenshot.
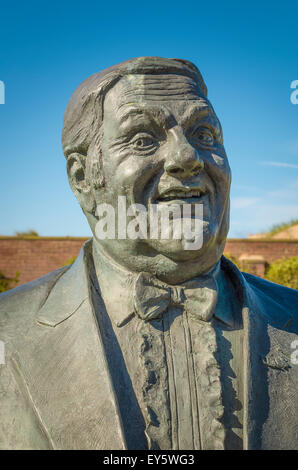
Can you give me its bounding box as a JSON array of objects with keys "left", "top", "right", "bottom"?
[
  {"left": 242, "top": 271, "right": 298, "bottom": 331},
  {"left": 221, "top": 256, "right": 298, "bottom": 332},
  {"left": 0, "top": 267, "right": 69, "bottom": 335},
  {"left": 242, "top": 271, "right": 298, "bottom": 307}
]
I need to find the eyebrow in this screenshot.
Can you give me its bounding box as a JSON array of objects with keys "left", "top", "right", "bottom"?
[
  {"left": 116, "top": 105, "right": 174, "bottom": 128},
  {"left": 116, "top": 102, "right": 219, "bottom": 133},
  {"left": 181, "top": 103, "right": 223, "bottom": 141},
  {"left": 180, "top": 102, "right": 215, "bottom": 126}
]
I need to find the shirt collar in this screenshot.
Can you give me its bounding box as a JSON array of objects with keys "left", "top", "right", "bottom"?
[{"left": 91, "top": 244, "right": 236, "bottom": 328}]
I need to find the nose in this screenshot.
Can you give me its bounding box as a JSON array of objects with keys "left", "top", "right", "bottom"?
[{"left": 164, "top": 135, "right": 204, "bottom": 179}]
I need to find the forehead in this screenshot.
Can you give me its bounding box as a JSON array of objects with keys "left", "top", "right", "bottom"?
[{"left": 103, "top": 73, "right": 211, "bottom": 119}]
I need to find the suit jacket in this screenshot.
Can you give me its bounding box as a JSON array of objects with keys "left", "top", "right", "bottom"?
[{"left": 0, "top": 239, "right": 297, "bottom": 450}]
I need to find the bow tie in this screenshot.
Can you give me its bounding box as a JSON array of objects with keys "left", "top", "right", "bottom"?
[{"left": 132, "top": 271, "right": 218, "bottom": 323}]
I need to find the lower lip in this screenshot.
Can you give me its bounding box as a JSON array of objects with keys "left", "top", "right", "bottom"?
[{"left": 155, "top": 196, "right": 205, "bottom": 204}]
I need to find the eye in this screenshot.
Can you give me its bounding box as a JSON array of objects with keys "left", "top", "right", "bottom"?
[
  {"left": 193, "top": 127, "right": 215, "bottom": 146},
  {"left": 131, "top": 133, "right": 158, "bottom": 152}
]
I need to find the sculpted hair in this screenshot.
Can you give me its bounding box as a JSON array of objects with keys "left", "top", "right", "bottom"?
[{"left": 62, "top": 57, "right": 208, "bottom": 160}]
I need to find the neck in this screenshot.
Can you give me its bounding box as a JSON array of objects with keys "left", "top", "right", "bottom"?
[{"left": 92, "top": 238, "right": 224, "bottom": 285}]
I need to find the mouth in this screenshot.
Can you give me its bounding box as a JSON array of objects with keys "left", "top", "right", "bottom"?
[{"left": 155, "top": 186, "right": 206, "bottom": 203}]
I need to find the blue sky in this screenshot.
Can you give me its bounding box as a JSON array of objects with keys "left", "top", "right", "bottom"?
[{"left": 0, "top": 1, "right": 297, "bottom": 238}]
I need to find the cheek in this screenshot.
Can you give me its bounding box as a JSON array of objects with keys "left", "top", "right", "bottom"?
[
  {"left": 109, "top": 156, "right": 159, "bottom": 193},
  {"left": 205, "top": 151, "right": 231, "bottom": 189}
]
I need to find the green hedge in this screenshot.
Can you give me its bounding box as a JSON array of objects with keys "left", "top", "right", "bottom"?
[
  {"left": 0, "top": 271, "right": 20, "bottom": 293},
  {"left": 265, "top": 256, "right": 298, "bottom": 290}
]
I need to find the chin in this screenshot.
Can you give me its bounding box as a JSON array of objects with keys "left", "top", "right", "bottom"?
[
  {"left": 149, "top": 240, "right": 201, "bottom": 261},
  {"left": 147, "top": 222, "right": 217, "bottom": 262}
]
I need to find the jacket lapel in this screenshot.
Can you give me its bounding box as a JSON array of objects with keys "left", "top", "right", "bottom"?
[
  {"left": 222, "top": 257, "right": 295, "bottom": 449},
  {"left": 243, "top": 279, "right": 297, "bottom": 449},
  {"left": 16, "top": 241, "right": 127, "bottom": 449}
]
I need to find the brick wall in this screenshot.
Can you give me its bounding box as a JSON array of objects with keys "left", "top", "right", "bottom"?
[
  {"left": 224, "top": 239, "right": 298, "bottom": 264},
  {"left": 0, "top": 237, "right": 87, "bottom": 285},
  {"left": 0, "top": 236, "right": 298, "bottom": 286}
]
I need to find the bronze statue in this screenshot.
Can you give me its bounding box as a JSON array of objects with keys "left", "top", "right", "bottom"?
[{"left": 0, "top": 57, "right": 297, "bottom": 450}]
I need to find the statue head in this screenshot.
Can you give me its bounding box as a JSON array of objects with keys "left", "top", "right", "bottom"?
[{"left": 62, "top": 57, "right": 231, "bottom": 284}]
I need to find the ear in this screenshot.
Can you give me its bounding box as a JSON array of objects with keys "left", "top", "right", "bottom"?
[
  {"left": 67, "top": 152, "right": 89, "bottom": 191},
  {"left": 67, "top": 152, "right": 94, "bottom": 212}
]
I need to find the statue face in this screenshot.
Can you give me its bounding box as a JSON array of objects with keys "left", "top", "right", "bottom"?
[{"left": 89, "top": 73, "right": 231, "bottom": 281}]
